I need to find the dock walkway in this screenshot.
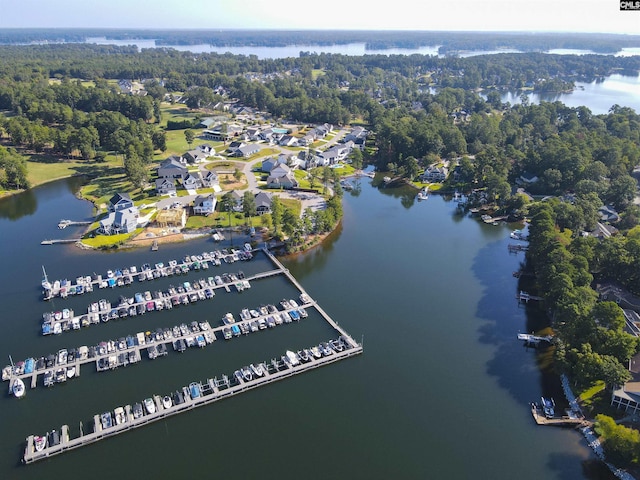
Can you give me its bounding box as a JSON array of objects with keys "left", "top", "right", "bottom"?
[
  {"left": 20, "top": 248, "right": 362, "bottom": 463},
  {"left": 23, "top": 342, "right": 362, "bottom": 464}
]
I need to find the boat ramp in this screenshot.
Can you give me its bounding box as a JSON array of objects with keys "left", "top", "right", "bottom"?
[{"left": 20, "top": 248, "right": 362, "bottom": 463}]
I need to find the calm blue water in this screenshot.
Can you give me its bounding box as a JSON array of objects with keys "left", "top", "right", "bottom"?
[{"left": 0, "top": 177, "right": 608, "bottom": 480}]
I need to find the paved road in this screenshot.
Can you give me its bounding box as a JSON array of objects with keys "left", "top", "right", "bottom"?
[{"left": 202, "top": 128, "right": 349, "bottom": 215}]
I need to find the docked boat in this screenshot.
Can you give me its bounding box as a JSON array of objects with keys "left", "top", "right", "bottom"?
[
  {"left": 34, "top": 435, "right": 47, "bottom": 452},
  {"left": 100, "top": 411, "right": 113, "bottom": 430},
  {"left": 250, "top": 363, "right": 265, "bottom": 377},
  {"left": 11, "top": 378, "right": 25, "bottom": 398},
  {"left": 43, "top": 370, "right": 54, "bottom": 387},
  {"left": 162, "top": 395, "right": 172, "bottom": 409},
  {"left": 417, "top": 187, "right": 429, "bottom": 201},
  {"left": 189, "top": 382, "right": 201, "bottom": 399},
  {"left": 298, "top": 349, "right": 310, "bottom": 362},
  {"left": 222, "top": 312, "right": 235, "bottom": 325},
  {"left": 143, "top": 397, "right": 156, "bottom": 415},
  {"left": 541, "top": 397, "right": 555, "bottom": 419},
  {"left": 66, "top": 366, "right": 76, "bottom": 379},
  {"left": 285, "top": 350, "right": 300, "bottom": 367},
  {"left": 310, "top": 346, "right": 322, "bottom": 359},
  {"left": 132, "top": 402, "right": 143, "bottom": 419},
  {"left": 113, "top": 406, "right": 126, "bottom": 425},
  {"left": 241, "top": 366, "right": 253, "bottom": 382}
]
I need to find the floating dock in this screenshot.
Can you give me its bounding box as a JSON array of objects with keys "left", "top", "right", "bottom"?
[
  {"left": 20, "top": 248, "right": 362, "bottom": 462},
  {"left": 530, "top": 403, "right": 591, "bottom": 428},
  {"left": 23, "top": 341, "right": 362, "bottom": 464},
  {"left": 42, "top": 248, "right": 252, "bottom": 300}
]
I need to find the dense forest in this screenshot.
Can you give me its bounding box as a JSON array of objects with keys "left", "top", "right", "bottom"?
[{"left": 1, "top": 29, "right": 640, "bottom": 54}]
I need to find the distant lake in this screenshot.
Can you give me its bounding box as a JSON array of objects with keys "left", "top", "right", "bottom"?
[
  {"left": 82, "top": 37, "right": 640, "bottom": 60},
  {"left": 489, "top": 74, "right": 640, "bottom": 114}
]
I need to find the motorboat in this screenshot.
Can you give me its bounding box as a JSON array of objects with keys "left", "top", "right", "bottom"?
[
  {"left": 100, "top": 411, "right": 113, "bottom": 430},
  {"left": 43, "top": 370, "right": 54, "bottom": 387},
  {"left": 11, "top": 378, "right": 25, "bottom": 398},
  {"left": 250, "top": 363, "right": 265, "bottom": 377},
  {"left": 113, "top": 406, "right": 126, "bottom": 425},
  {"left": 162, "top": 395, "right": 172, "bottom": 409},
  {"left": 285, "top": 350, "right": 300, "bottom": 367},
  {"left": 144, "top": 397, "right": 156, "bottom": 415},
  {"left": 541, "top": 397, "right": 555, "bottom": 419},
  {"left": 132, "top": 402, "right": 143, "bottom": 419},
  {"left": 298, "top": 349, "right": 310, "bottom": 362},
  {"left": 34, "top": 435, "right": 47, "bottom": 452},
  {"left": 241, "top": 366, "right": 253, "bottom": 382},
  {"left": 189, "top": 382, "right": 201, "bottom": 399},
  {"left": 310, "top": 346, "right": 322, "bottom": 359},
  {"left": 222, "top": 312, "right": 235, "bottom": 325},
  {"left": 66, "top": 366, "right": 76, "bottom": 379}
]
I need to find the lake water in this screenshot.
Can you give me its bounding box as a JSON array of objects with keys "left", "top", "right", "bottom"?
[
  {"left": 493, "top": 74, "right": 640, "bottom": 115},
  {"left": 0, "top": 177, "right": 610, "bottom": 480}
]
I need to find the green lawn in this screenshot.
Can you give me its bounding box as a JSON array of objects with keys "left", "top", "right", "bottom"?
[{"left": 81, "top": 229, "right": 141, "bottom": 249}]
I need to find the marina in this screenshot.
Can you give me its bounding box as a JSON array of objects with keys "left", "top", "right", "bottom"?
[
  {"left": 6, "top": 290, "right": 321, "bottom": 391},
  {"left": 18, "top": 247, "right": 362, "bottom": 461},
  {"left": 22, "top": 340, "right": 362, "bottom": 464},
  {"left": 41, "top": 247, "right": 254, "bottom": 300}
]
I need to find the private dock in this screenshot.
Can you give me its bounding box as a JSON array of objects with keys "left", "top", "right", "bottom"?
[
  {"left": 41, "top": 239, "right": 82, "bottom": 245},
  {"left": 517, "top": 333, "right": 553, "bottom": 345},
  {"left": 517, "top": 291, "right": 543, "bottom": 303},
  {"left": 19, "top": 247, "right": 362, "bottom": 463},
  {"left": 531, "top": 403, "right": 591, "bottom": 428},
  {"left": 508, "top": 243, "right": 529, "bottom": 253},
  {"left": 23, "top": 341, "right": 362, "bottom": 464},
  {"left": 58, "top": 220, "right": 92, "bottom": 229}
]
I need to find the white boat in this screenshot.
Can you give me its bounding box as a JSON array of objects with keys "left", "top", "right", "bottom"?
[
  {"left": 34, "top": 435, "right": 47, "bottom": 452},
  {"left": 113, "top": 406, "right": 126, "bottom": 425},
  {"left": 66, "top": 366, "right": 76, "bottom": 379},
  {"left": 250, "top": 363, "right": 264, "bottom": 377},
  {"left": 417, "top": 187, "right": 429, "bottom": 200},
  {"left": 11, "top": 378, "right": 25, "bottom": 398},
  {"left": 144, "top": 397, "right": 156, "bottom": 415},
  {"left": 285, "top": 350, "right": 300, "bottom": 367},
  {"left": 162, "top": 395, "right": 172, "bottom": 409}
]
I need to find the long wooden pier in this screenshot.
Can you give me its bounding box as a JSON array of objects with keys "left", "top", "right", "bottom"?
[
  {"left": 41, "top": 239, "right": 82, "bottom": 245},
  {"left": 23, "top": 342, "right": 362, "bottom": 464},
  {"left": 58, "top": 220, "right": 92, "bottom": 229}
]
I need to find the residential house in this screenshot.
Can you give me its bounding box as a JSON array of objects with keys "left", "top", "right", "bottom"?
[
  {"left": 254, "top": 192, "right": 272, "bottom": 215},
  {"left": 157, "top": 158, "right": 188, "bottom": 179},
  {"left": 321, "top": 142, "right": 353, "bottom": 165},
  {"left": 517, "top": 172, "right": 539, "bottom": 186},
  {"left": 261, "top": 157, "right": 278, "bottom": 173},
  {"left": 259, "top": 128, "right": 275, "bottom": 143},
  {"left": 200, "top": 170, "right": 220, "bottom": 190},
  {"left": 343, "top": 126, "right": 368, "bottom": 147},
  {"left": 422, "top": 165, "right": 449, "bottom": 183},
  {"left": 225, "top": 190, "right": 244, "bottom": 212},
  {"left": 226, "top": 141, "right": 247, "bottom": 155},
  {"left": 108, "top": 192, "right": 134, "bottom": 213},
  {"left": 182, "top": 173, "right": 201, "bottom": 191},
  {"left": 197, "top": 117, "right": 217, "bottom": 129},
  {"left": 599, "top": 205, "right": 620, "bottom": 223},
  {"left": 246, "top": 127, "right": 262, "bottom": 141},
  {"left": 267, "top": 164, "right": 299, "bottom": 189},
  {"left": 193, "top": 194, "right": 217, "bottom": 216},
  {"left": 184, "top": 149, "right": 209, "bottom": 164},
  {"left": 99, "top": 207, "right": 139, "bottom": 235},
  {"left": 279, "top": 135, "right": 298, "bottom": 147},
  {"left": 155, "top": 178, "right": 177, "bottom": 196},
  {"left": 233, "top": 144, "right": 261, "bottom": 158},
  {"left": 197, "top": 143, "right": 215, "bottom": 155}
]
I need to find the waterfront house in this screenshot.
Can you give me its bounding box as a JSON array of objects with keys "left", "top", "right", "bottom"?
[
  {"left": 254, "top": 192, "right": 273, "bottom": 215},
  {"left": 157, "top": 158, "right": 188, "bottom": 179},
  {"left": 99, "top": 207, "right": 139, "bottom": 235},
  {"left": 108, "top": 192, "right": 134, "bottom": 213},
  {"left": 193, "top": 194, "right": 216, "bottom": 216},
  {"left": 422, "top": 165, "right": 449, "bottom": 183},
  {"left": 155, "top": 178, "right": 177, "bottom": 196}
]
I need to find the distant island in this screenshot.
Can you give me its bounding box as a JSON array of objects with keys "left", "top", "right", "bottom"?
[{"left": 2, "top": 28, "right": 640, "bottom": 55}]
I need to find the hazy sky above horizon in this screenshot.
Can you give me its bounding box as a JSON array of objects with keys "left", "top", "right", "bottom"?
[{"left": 1, "top": 0, "right": 638, "bottom": 34}]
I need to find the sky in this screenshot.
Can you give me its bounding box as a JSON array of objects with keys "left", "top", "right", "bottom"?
[{"left": 0, "top": 0, "right": 639, "bottom": 34}]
